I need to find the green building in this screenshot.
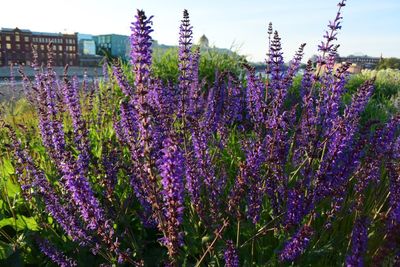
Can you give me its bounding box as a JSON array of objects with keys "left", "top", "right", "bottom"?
[{"left": 94, "top": 34, "right": 129, "bottom": 59}]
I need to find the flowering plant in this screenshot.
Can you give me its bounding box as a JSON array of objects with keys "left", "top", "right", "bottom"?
[{"left": 1, "top": 1, "right": 399, "bottom": 266}]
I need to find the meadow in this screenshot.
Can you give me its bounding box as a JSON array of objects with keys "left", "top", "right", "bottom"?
[{"left": 0, "top": 1, "right": 400, "bottom": 266}]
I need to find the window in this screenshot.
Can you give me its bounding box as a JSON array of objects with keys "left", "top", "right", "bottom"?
[
  {"left": 15, "top": 35, "right": 20, "bottom": 42},
  {"left": 58, "top": 45, "right": 62, "bottom": 51},
  {"left": 24, "top": 36, "right": 29, "bottom": 42},
  {"left": 25, "top": 44, "right": 30, "bottom": 50},
  {"left": 6, "top": 35, "right": 11, "bottom": 41},
  {"left": 40, "top": 44, "right": 44, "bottom": 50},
  {"left": 16, "top": 44, "right": 21, "bottom": 49},
  {"left": 6, "top": 43, "right": 11, "bottom": 49}
]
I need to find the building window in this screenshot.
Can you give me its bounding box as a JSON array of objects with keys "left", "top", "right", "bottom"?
[
  {"left": 40, "top": 44, "right": 45, "bottom": 50},
  {"left": 6, "top": 43, "right": 11, "bottom": 49},
  {"left": 24, "top": 36, "right": 29, "bottom": 42},
  {"left": 25, "top": 44, "right": 30, "bottom": 50},
  {"left": 6, "top": 35, "right": 11, "bottom": 41},
  {"left": 58, "top": 45, "right": 62, "bottom": 51},
  {"left": 15, "top": 35, "right": 20, "bottom": 42},
  {"left": 16, "top": 44, "right": 21, "bottom": 49}
]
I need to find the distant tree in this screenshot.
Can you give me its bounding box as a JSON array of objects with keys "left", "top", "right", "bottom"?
[
  {"left": 198, "top": 34, "right": 209, "bottom": 48},
  {"left": 376, "top": 57, "right": 400, "bottom": 70}
]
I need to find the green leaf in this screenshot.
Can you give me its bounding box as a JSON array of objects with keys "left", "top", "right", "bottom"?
[
  {"left": 2, "top": 159, "right": 15, "bottom": 175},
  {"left": 0, "top": 241, "right": 13, "bottom": 260},
  {"left": 4, "top": 179, "right": 20, "bottom": 198},
  {"left": 0, "top": 215, "right": 39, "bottom": 231}
]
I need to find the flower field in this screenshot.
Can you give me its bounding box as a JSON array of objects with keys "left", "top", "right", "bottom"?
[{"left": 0, "top": 1, "right": 399, "bottom": 266}]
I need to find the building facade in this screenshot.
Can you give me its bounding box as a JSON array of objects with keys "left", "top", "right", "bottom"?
[
  {"left": 336, "top": 55, "right": 382, "bottom": 69},
  {"left": 0, "top": 27, "right": 78, "bottom": 66},
  {"left": 95, "top": 34, "right": 129, "bottom": 59}
]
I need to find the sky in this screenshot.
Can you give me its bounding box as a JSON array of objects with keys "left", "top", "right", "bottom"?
[{"left": 1, "top": 0, "right": 399, "bottom": 62}]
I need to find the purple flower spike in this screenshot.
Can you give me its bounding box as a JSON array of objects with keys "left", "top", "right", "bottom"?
[
  {"left": 279, "top": 225, "right": 314, "bottom": 262},
  {"left": 159, "top": 135, "right": 185, "bottom": 258},
  {"left": 224, "top": 240, "right": 239, "bottom": 267},
  {"left": 345, "top": 218, "right": 369, "bottom": 267},
  {"left": 37, "top": 238, "right": 77, "bottom": 267},
  {"left": 178, "top": 9, "right": 193, "bottom": 110},
  {"left": 130, "top": 9, "right": 153, "bottom": 87}
]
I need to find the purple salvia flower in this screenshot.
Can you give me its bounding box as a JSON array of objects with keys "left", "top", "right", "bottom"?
[
  {"left": 319, "top": 61, "right": 351, "bottom": 136},
  {"left": 293, "top": 61, "right": 317, "bottom": 168},
  {"left": 224, "top": 240, "right": 239, "bottom": 267},
  {"left": 316, "top": 0, "right": 346, "bottom": 75},
  {"left": 228, "top": 165, "right": 247, "bottom": 219},
  {"left": 130, "top": 9, "right": 153, "bottom": 88},
  {"left": 345, "top": 218, "right": 369, "bottom": 267},
  {"left": 159, "top": 135, "right": 185, "bottom": 259},
  {"left": 386, "top": 116, "right": 400, "bottom": 224},
  {"left": 225, "top": 73, "right": 243, "bottom": 124},
  {"left": 279, "top": 225, "right": 314, "bottom": 262},
  {"left": 282, "top": 43, "right": 306, "bottom": 89},
  {"left": 63, "top": 75, "right": 90, "bottom": 173},
  {"left": 10, "top": 132, "right": 89, "bottom": 244},
  {"left": 269, "top": 31, "right": 285, "bottom": 104},
  {"left": 185, "top": 151, "right": 203, "bottom": 218},
  {"left": 118, "top": 100, "right": 156, "bottom": 226},
  {"left": 244, "top": 140, "right": 266, "bottom": 224},
  {"left": 112, "top": 61, "right": 134, "bottom": 98},
  {"left": 37, "top": 238, "right": 77, "bottom": 267},
  {"left": 119, "top": 101, "right": 138, "bottom": 145},
  {"left": 284, "top": 188, "right": 306, "bottom": 229},
  {"left": 178, "top": 9, "right": 193, "bottom": 113},
  {"left": 244, "top": 64, "right": 266, "bottom": 126},
  {"left": 191, "top": 125, "right": 222, "bottom": 224},
  {"left": 187, "top": 47, "right": 201, "bottom": 119},
  {"left": 129, "top": 11, "right": 166, "bottom": 232},
  {"left": 314, "top": 79, "right": 375, "bottom": 201},
  {"left": 101, "top": 146, "right": 118, "bottom": 200}
]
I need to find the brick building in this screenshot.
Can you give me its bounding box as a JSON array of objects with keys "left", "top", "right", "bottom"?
[{"left": 0, "top": 27, "right": 78, "bottom": 67}]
